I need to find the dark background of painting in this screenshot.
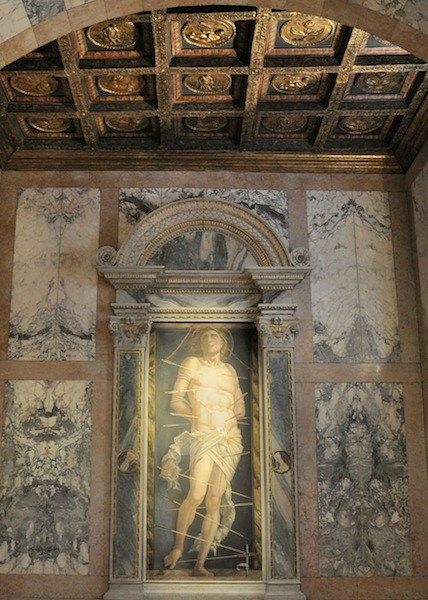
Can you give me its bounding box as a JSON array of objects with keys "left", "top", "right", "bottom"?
[{"left": 151, "top": 324, "right": 256, "bottom": 574}]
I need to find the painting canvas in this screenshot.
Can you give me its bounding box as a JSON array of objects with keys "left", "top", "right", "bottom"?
[{"left": 147, "top": 324, "right": 261, "bottom": 579}]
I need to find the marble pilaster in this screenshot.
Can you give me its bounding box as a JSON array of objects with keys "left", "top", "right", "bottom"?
[
  {"left": 109, "top": 312, "right": 152, "bottom": 580},
  {"left": 256, "top": 307, "right": 300, "bottom": 582}
]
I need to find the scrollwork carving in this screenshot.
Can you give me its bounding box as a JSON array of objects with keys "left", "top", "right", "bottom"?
[
  {"left": 272, "top": 450, "right": 291, "bottom": 474},
  {"left": 290, "top": 247, "right": 310, "bottom": 267},
  {"left": 97, "top": 245, "right": 118, "bottom": 266}
]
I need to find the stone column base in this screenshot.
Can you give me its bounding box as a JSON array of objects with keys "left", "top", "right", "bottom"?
[{"left": 105, "top": 581, "right": 306, "bottom": 600}]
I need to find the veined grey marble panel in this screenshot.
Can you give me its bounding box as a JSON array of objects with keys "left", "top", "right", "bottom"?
[
  {"left": 147, "top": 231, "right": 258, "bottom": 270},
  {"left": 22, "top": 0, "right": 65, "bottom": 24},
  {"left": 118, "top": 188, "right": 288, "bottom": 247},
  {"left": 364, "top": 0, "right": 427, "bottom": 33},
  {"left": 267, "top": 351, "right": 296, "bottom": 579},
  {"left": 64, "top": 0, "right": 90, "bottom": 8},
  {"left": 0, "top": 1, "right": 31, "bottom": 43},
  {"left": 0, "top": 380, "right": 92, "bottom": 574},
  {"left": 8, "top": 188, "right": 100, "bottom": 361},
  {"left": 307, "top": 191, "right": 400, "bottom": 363},
  {"left": 316, "top": 382, "right": 411, "bottom": 577},
  {"left": 113, "top": 352, "right": 140, "bottom": 578}
]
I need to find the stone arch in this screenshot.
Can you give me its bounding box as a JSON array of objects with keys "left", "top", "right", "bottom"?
[
  {"left": 0, "top": 0, "right": 427, "bottom": 69},
  {"left": 115, "top": 197, "right": 291, "bottom": 268}
]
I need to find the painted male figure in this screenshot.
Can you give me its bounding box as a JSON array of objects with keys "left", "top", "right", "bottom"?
[{"left": 160, "top": 327, "right": 245, "bottom": 576}]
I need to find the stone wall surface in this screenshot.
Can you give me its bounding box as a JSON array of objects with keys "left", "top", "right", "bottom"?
[
  {"left": 411, "top": 163, "right": 428, "bottom": 450},
  {"left": 0, "top": 169, "right": 426, "bottom": 599},
  {"left": 0, "top": 380, "right": 92, "bottom": 575},
  {"left": 8, "top": 188, "right": 100, "bottom": 361}
]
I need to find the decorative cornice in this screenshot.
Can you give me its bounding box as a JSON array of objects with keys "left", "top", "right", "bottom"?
[
  {"left": 114, "top": 304, "right": 259, "bottom": 322},
  {"left": 99, "top": 266, "right": 308, "bottom": 295},
  {"left": 111, "top": 302, "right": 258, "bottom": 322},
  {"left": 5, "top": 149, "right": 403, "bottom": 174},
  {"left": 245, "top": 266, "right": 310, "bottom": 292}
]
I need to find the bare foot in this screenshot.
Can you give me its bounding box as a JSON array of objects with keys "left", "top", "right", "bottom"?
[
  {"left": 164, "top": 548, "right": 182, "bottom": 569},
  {"left": 193, "top": 565, "right": 215, "bottom": 577}
]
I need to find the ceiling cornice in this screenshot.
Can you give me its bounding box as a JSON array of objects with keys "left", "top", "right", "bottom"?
[{"left": 5, "top": 149, "right": 402, "bottom": 173}]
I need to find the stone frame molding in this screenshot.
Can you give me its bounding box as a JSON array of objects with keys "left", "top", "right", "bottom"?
[
  {"left": 99, "top": 197, "right": 309, "bottom": 600},
  {"left": 102, "top": 197, "right": 292, "bottom": 268}
]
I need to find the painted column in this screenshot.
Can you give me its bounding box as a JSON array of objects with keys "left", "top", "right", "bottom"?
[
  {"left": 109, "top": 312, "right": 152, "bottom": 581},
  {"left": 256, "top": 305, "right": 305, "bottom": 599}
]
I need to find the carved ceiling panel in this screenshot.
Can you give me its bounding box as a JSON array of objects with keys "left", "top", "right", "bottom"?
[{"left": 0, "top": 6, "right": 426, "bottom": 170}]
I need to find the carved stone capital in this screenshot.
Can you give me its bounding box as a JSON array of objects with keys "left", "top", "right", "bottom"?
[
  {"left": 109, "top": 315, "right": 152, "bottom": 348},
  {"left": 256, "top": 306, "right": 299, "bottom": 348}
]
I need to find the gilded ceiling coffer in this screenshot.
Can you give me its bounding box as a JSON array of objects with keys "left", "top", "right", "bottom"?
[
  {"left": 97, "top": 198, "right": 309, "bottom": 599},
  {"left": 0, "top": 5, "right": 426, "bottom": 172}
]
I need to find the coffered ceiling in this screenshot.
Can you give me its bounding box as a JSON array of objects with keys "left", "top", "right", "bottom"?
[{"left": 0, "top": 6, "right": 427, "bottom": 172}]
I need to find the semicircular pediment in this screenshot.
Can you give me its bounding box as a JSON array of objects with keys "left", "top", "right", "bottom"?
[
  {"left": 146, "top": 230, "right": 259, "bottom": 270},
  {"left": 115, "top": 197, "right": 291, "bottom": 268}
]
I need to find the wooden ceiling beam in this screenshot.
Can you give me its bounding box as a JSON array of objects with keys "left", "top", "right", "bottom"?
[
  {"left": 313, "top": 28, "right": 367, "bottom": 150},
  {"left": 239, "top": 7, "right": 271, "bottom": 150},
  {"left": 57, "top": 34, "right": 99, "bottom": 150},
  {"left": 152, "top": 9, "right": 174, "bottom": 149}
]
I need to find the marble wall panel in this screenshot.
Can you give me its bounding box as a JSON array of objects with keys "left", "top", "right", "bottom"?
[
  {"left": 0, "top": 0, "right": 31, "bottom": 43},
  {"left": 147, "top": 231, "right": 258, "bottom": 270},
  {"left": 8, "top": 188, "right": 100, "bottom": 361},
  {"left": 267, "top": 351, "right": 296, "bottom": 579},
  {"left": 0, "top": 380, "right": 92, "bottom": 574},
  {"left": 400, "top": 0, "right": 428, "bottom": 32},
  {"left": 316, "top": 382, "right": 411, "bottom": 577},
  {"left": 64, "top": 0, "right": 89, "bottom": 9},
  {"left": 118, "top": 188, "right": 289, "bottom": 249},
  {"left": 307, "top": 191, "right": 400, "bottom": 363},
  {"left": 363, "top": 0, "right": 428, "bottom": 33},
  {"left": 21, "top": 0, "right": 65, "bottom": 24}
]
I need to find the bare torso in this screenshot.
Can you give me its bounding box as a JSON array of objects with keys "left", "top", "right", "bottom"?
[
  {"left": 188, "top": 359, "right": 237, "bottom": 433},
  {"left": 171, "top": 356, "right": 244, "bottom": 435}
]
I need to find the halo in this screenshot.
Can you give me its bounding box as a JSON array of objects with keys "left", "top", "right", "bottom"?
[{"left": 189, "top": 325, "right": 234, "bottom": 359}]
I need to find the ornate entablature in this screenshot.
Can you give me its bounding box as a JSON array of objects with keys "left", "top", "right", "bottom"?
[
  {"left": 98, "top": 197, "right": 309, "bottom": 600},
  {"left": 98, "top": 197, "right": 309, "bottom": 303}
]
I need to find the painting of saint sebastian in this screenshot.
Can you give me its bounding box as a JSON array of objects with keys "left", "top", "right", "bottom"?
[{"left": 160, "top": 327, "right": 245, "bottom": 576}]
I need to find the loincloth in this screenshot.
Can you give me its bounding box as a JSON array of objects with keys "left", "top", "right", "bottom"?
[{"left": 160, "top": 428, "right": 243, "bottom": 553}]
